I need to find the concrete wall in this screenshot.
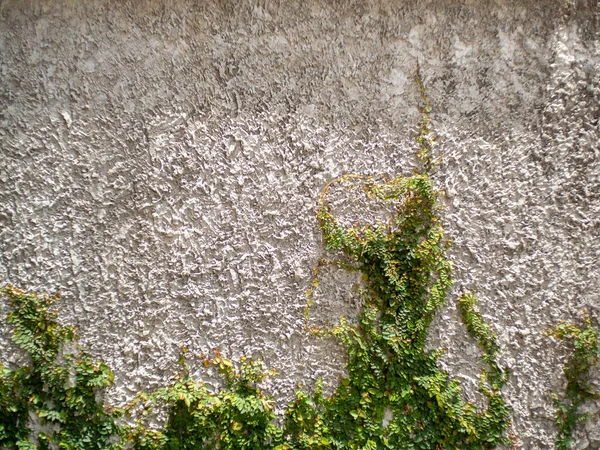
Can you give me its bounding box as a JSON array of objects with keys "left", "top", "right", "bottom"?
[{"left": 1, "top": 0, "right": 599, "bottom": 447}]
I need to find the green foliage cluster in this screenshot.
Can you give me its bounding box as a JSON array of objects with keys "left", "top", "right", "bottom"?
[
  {"left": 546, "top": 313, "right": 600, "bottom": 450},
  {"left": 286, "top": 64, "right": 510, "bottom": 447},
  {"left": 128, "top": 350, "right": 280, "bottom": 450},
  {"left": 1, "top": 66, "right": 513, "bottom": 449},
  {"left": 0, "top": 284, "right": 283, "bottom": 449},
  {"left": 302, "top": 170, "right": 510, "bottom": 449},
  {"left": 0, "top": 286, "right": 125, "bottom": 449},
  {"left": 457, "top": 294, "right": 508, "bottom": 395}
]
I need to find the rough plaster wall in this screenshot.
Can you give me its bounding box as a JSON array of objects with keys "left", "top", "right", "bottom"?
[{"left": 0, "top": 0, "right": 599, "bottom": 448}]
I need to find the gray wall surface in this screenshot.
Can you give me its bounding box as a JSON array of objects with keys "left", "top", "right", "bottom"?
[{"left": 1, "top": 0, "right": 599, "bottom": 448}]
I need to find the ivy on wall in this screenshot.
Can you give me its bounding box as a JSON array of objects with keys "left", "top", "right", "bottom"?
[
  {"left": 2, "top": 66, "right": 596, "bottom": 449},
  {"left": 128, "top": 351, "right": 281, "bottom": 450},
  {"left": 0, "top": 286, "right": 126, "bottom": 449},
  {"left": 301, "top": 176, "right": 510, "bottom": 449},
  {"left": 288, "top": 63, "right": 511, "bottom": 448},
  {"left": 546, "top": 313, "right": 600, "bottom": 450}
]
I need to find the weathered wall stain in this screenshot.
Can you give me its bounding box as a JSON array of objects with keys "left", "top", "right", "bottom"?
[{"left": 1, "top": 1, "right": 599, "bottom": 448}]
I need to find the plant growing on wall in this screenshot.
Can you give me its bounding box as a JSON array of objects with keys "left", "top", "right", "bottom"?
[
  {"left": 298, "top": 172, "right": 510, "bottom": 449},
  {"left": 546, "top": 312, "right": 600, "bottom": 450},
  {"left": 291, "top": 63, "right": 511, "bottom": 449},
  {"left": 1, "top": 65, "right": 515, "bottom": 449},
  {"left": 0, "top": 286, "right": 126, "bottom": 449},
  {"left": 127, "top": 349, "right": 282, "bottom": 450}
]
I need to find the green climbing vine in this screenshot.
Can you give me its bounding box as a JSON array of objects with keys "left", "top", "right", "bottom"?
[
  {"left": 127, "top": 350, "right": 281, "bottom": 450},
  {"left": 0, "top": 286, "right": 126, "bottom": 449},
  {"left": 302, "top": 175, "right": 510, "bottom": 449},
  {"left": 546, "top": 312, "right": 600, "bottom": 450},
  {"left": 1, "top": 65, "right": 514, "bottom": 449},
  {"left": 292, "top": 62, "right": 511, "bottom": 448}
]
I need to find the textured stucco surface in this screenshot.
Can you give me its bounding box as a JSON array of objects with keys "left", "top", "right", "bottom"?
[{"left": 1, "top": 0, "right": 600, "bottom": 448}]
